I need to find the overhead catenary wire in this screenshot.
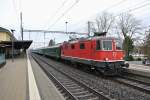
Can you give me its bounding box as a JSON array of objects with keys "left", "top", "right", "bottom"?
[
  {"left": 72, "top": 0, "right": 129, "bottom": 32},
  {"left": 45, "top": 0, "right": 69, "bottom": 29},
  {"left": 123, "top": 1, "right": 150, "bottom": 13},
  {"left": 28, "top": 0, "right": 80, "bottom": 48},
  {"left": 73, "top": 0, "right": 150, "bottom": 32},
  {"left": 47, "top": 0, "right": 80, "bottom": 30},
  {"left": 87, "top": 1, "right": 150, "bottom": 26},
  {"left": 103, "top": 0, "right": 128, "bottom": 11}
]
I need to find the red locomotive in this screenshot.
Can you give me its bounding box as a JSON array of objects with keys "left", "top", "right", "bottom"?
[
  {"left": 33, "top": 33, "right": 129, "bottom": 75},
  {"left": 61, "top": 36, "right": 129, "bottom": 75}
]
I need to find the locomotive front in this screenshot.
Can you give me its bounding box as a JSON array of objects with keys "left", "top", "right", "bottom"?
[{"left": 93, "top": 37, "right": 129, "bottom": 75}]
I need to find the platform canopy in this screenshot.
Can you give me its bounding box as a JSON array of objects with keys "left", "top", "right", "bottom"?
[{"left": 0, "top": 40, "right": 32, "bottom": 49}]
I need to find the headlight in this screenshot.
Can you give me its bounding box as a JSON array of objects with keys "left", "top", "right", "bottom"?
[{"left": 105, "top": 58, "right": 108, "bottom": 61}]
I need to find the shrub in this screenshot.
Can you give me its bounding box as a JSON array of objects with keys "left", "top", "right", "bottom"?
[
  {"left": 125, "top": 55, "right": 134, "bottom": 61},
  {"left": 136, "top": 57, "right": 142, "bottom": 61}
]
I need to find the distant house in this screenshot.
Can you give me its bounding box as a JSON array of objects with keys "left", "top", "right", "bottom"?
[
  {"left": 131, "top": 45, "right": 147, "bottom": 60},
  {"left": 0, "top": 27, "right": 11, "bottom": 41}
]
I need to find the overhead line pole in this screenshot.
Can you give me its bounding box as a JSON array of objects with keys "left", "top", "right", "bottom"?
[
  {"left": 29, "top": 31, "right": 30, "bottom": 40},
  {"left": 65, "top": 21, "right": 68, "bottom": 34},
  {"left": 88, "top": 21, "right": 91, "bottom": 37},
  {"left": 44, "top": 32, "right": 46, "bottom": 47},
  {"left": 11, "top": 29, "right": 15, "bottom": 62},
  {"left": 20, "top": 12, "right": 23, "bottom": 40}
]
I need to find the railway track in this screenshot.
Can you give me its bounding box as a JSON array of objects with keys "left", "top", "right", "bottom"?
[
  {"left": 122, "top": 72, "right": 150, "bottom": 85},
  {"left": 112, "top": 73, "right": 150, "bottom": 94},
  {"left": 32, "top": 54, "right": 113, "bottom": 100},
  {"left": 32, "top": 53, "right": 150, "bottom": 100}
]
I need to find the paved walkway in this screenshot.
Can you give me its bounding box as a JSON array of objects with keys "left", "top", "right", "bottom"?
[
  {"left": 129, "top": 64, "right": 150, "bottom": 73},
  {"left": 0, "top": 53, "right": 65, "bottom": 100},
  {"left": 0, "top": 57, "right": 27, "bottom": 100},
  {"left": 127, "top": 63, "right": 150, "bottom": 77}
]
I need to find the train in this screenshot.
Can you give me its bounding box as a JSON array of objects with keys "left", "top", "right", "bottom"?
[{"left": 32, "top": 35, "right": 129, "bottom": 75}]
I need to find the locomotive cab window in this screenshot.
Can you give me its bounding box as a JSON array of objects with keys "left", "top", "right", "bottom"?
[
  {"left": 71, "top": 44, "right": 75, "bottom": 49},
  {"left": 64, "top": 44, "right": 68, "bottom": 49},
  {"left": 96, "top": 40, "right": 101, "bottom": 50},
  {"left": 116, "top": 40, "right": 122, "bottom": 50},
  {"left": 102, "top": 40, "right": 112, "bottom": 50},
  {"left": 80, "top": 43, "right": 85, "bottom": 49}
]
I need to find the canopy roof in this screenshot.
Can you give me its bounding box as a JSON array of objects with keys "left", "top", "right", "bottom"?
[{"left": 0, "top": 40, "right": 32, "bottom": 49}]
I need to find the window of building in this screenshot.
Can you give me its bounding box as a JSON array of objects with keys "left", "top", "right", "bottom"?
[
  {"left": 80, "top": 43, "right": 85, "bottom": 49},
  {"left": 103, "top": 40, "right": 112, "bottom": 50},
  {"left": 71, "top": 44, "right": 75, "bottom": 49},
  {"left": 96, "top": 40, "right": 101, "bottom": 50}
]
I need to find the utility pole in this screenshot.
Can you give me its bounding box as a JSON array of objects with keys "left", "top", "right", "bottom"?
[
  {"left": 88, "top": 21, "right": 90, "bottom": 37},
  {"left": 65, "top": 21, "right": 68, "bottom": 34},
  {"left": 11, "top": 29, "right": 15, "bottom": 62},
  {"left": 44, "top": 32, "right": 46, "bottom": 47},
  {"left": 28, "top": 31, "right": 30, "bottom": 40},
  {"left": 20, "top": 12, "right": 23, "bottom": 40}
]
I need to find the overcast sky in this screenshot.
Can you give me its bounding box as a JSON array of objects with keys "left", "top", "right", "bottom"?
[{"left": 0, "top": 0, "right": 150, "bottom": 48}]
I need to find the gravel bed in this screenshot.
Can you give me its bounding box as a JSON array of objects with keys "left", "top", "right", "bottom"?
[{"left": 35, "top": 54, "right": 150, "bottom": 100}]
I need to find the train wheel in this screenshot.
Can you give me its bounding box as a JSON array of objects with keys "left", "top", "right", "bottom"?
[{"left": 94, "top": 69, "right": 101, "bottom": 76}]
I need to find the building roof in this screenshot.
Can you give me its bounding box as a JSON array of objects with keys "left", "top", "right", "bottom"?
[
  {"left": 0, "top": 40, "right": 32, "bottom": 49},
  {"left": 0, "top": 27, "right": 17, "bottom": 40},
  {"left": 0, "top": 27, "right": 11, "bottom": 33}
]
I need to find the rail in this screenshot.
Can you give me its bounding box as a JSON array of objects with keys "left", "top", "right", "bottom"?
[{"left": 32, "top": 53, "right": 113, "bottom": 100}]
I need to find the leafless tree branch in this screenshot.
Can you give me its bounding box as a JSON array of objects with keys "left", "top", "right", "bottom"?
[
  {"left": 91, "top": 12, "right": 115, "bottom": 33},
  {"left": 117, "top": 12, "right": 141, "bottom": 38}
]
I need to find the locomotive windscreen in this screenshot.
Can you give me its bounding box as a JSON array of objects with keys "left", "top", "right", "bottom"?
[
  {"left": 116, "top": 40, "right": 122, "bottom": 50},
  {"left": 102, "top": 40, "right": 112, "bottom": 50}
]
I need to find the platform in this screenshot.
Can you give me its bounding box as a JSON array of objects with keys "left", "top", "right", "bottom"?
[
  {"left": 0, "top": 52, "right": 65, "bottom": 100},
  {"left": 28, "top": 53, "right": 65, "bottom": 100},
  {"left": 126, "top": 63, "right": 150, "bottom": 77},
  {"left": 0, "top": 56, "right": 27, "bottom": 100}
]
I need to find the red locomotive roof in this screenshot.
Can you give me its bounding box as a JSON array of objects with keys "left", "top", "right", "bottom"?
[{"left": 63, "top": 36, "right": 119, "bottom": 44}]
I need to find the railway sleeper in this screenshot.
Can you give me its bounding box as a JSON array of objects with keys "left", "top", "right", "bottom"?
[
  {"left": 70, "top": 88, "right": 85, "bottom": 92},
  {"left": 66, "top": 86, "right": 82, "bottom": 89},
  {"left": 72, "top": 90, "right": 89, "bottom": 95},
  {"left": 76, "top": 93, "right": 97, "bottom": 99}
]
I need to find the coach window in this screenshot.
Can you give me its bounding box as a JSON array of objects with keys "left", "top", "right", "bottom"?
[
  {"left": 71, "top": 44, "right": 75, "bottom": 49},
  {"left": 96, "top": 40, "right": 101, "bottom": 50},
  {"left": 80, "top": 43, "right": 85, "bottom": 49},
  {"left": 103, "top": 40, "right": 112, "bottom": 50}
]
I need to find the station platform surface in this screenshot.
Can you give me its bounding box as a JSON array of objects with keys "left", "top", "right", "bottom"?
[
  {"left": 0, "top": 56, "right": 27, "bottom": 100},
  {"left": 0, "top": 53, "right": 65, "bottom": 100},
  {"left": 126, "top": 63, "right": 150, "bottom": 77}
]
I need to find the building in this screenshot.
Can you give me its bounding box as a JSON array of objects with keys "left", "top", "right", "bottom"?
[
  {"left": 0, "top": 27, "right": 16, "bottom": 41},
  {"left": 0, "top": 27, "right": 32, "bottom": 58}
]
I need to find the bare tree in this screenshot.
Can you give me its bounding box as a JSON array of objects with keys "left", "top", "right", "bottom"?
[
  {"left": 143, "top": 32, "right": 150, "bottom": 59},
  {"left": 117, "top": 12, "right": 141, "bottom": 38},
  {"left": 91, "top": 12, "right": 115, "bottom": 33},
  {"left": 48, "top": 39, "right": 55, "bottom": 46},
  {"left": 117, "top": 12, "right": 142, "bottom": 59}
]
